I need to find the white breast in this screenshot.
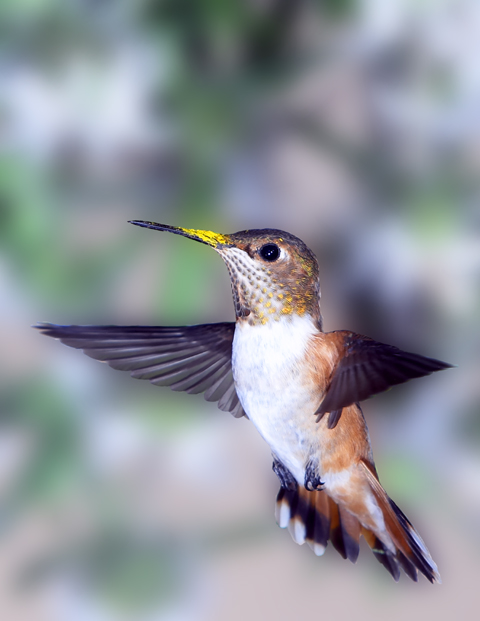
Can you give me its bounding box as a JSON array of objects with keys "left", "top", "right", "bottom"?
[{"left": 232, "top": 316, "right": 320, "bottom": 484}]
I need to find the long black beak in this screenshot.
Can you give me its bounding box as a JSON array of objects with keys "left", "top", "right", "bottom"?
[{"left": 128, "top": 221, "right": 232, "bottom": 248}]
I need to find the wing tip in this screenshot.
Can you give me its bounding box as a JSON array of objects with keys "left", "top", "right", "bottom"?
[
  {"left": 33, "top": 322, "right": 53, "bottom": 330},
  {"left": 34, "top": 322, "right": 63, "bottom": 337}
]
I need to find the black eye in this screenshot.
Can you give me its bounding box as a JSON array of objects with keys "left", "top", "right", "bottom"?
[{"left": 259, "top": 243, "right": 280, "bottom": 262}]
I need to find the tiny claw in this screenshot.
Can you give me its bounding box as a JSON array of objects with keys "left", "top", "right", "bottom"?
[
  {"left": 305, "top": 479, "right": 325, "bottom": 492},
  {"left": 304, "top": 460, "right": 324, "bottom": 491}
]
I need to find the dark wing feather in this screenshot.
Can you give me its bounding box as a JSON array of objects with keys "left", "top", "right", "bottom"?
[
  {"left": 35, "top": 322, "right": 247, "bottom": 418},
  {"left": 316, "top": 331, "right": 453, "bottom": 426}
]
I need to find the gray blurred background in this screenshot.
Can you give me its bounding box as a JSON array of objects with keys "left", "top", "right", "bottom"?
[{"left": 0, "top": 1, "right": 478, "bottom": 619}]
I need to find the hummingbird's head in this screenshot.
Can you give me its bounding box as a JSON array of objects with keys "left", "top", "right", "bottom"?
[{"left": 129, "top": 221, "right": 322, "bottom": 328}]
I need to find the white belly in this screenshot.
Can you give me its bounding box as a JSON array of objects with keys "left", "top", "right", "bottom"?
[{"left": 232, "top": 316, "right": 320, "bottom": 484}]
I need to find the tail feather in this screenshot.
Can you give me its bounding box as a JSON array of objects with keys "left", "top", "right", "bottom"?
[
  {"left": 328, "top": 499, "right": 361, "bottom": 562},
  {"left": 362, "top": 525, "right": 424, "bottom": 582},
  {"left": 276, "top": 486, "right": 331, "bottom": 555},
  {"left": 388, "top": 498, "right": 440, "bottom": 583},
  {"left": 396, "top": 549, "right": 419, "bottom": 582},
  {"left": 328, "top": 499, "right": 343, "bottom": 557},
  {"left": 276, "top": 486, "right": 361, "bottom": 561},
  {"left": 275, "top": 481, "right": 440, "bottom": 583},
  {"left": 359, "top": 460, "right": 441, "bottom": 583},
  {"left": 337, "top": 504, "right": 361, "bottom": 563}
]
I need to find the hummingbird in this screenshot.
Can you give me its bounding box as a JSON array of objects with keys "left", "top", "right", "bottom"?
[{"left": 36, "top": 222, "right": 452, "bottom": 583}]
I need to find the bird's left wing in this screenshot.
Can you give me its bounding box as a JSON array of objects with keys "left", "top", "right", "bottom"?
[
  {"left": 315, "top": 331, "right": 453, "bottom": 428},
  {"left": 35, "top": 322, "right": 246, "bottom": 418}
]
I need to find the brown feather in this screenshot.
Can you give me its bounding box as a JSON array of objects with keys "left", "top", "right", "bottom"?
[{"left": 359, "top": 460, "right": 440, "bottom": 583}]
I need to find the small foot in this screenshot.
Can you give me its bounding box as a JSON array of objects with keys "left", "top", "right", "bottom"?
[
  {"left": 304, "top": 460, "right": 324, "bottom": 491},
  {"left": 272, "top": 457, "right": 297, "bottom": 491}
]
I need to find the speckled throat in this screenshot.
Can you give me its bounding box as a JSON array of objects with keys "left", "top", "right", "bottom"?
[{"left": 218, "top": 247, "right": 322, "bottom": 327}]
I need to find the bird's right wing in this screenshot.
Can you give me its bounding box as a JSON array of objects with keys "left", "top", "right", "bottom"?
[{"left": 35, "top": 322, "right": 247, "bottom": 419}]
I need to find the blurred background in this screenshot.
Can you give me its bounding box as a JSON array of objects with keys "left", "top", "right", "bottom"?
[{"left": 0, "top": 0, "right": 479, "bottom": 619}]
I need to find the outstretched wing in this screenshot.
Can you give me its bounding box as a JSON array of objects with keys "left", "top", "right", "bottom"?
[
  {"left": 316, "top": 331, "right": 453, "bottom": 428},
  {"left": 36, "top": 322, "right": 246, "bottom": 419}
]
